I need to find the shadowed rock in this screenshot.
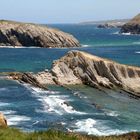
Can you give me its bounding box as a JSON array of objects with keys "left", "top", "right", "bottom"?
[
  {"left": 120, "top": 14, "right": 140, "bottom": 34},
  {"left": 9, "top": 72, "right": 47, "bottom": 90},
  {"left": 0, "top": 20, "right": 80, "bottom": 48}
]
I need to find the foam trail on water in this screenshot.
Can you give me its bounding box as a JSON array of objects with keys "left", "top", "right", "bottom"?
[
  {"left": 133, "top": 42, "right": 140, "bottom": 45},
  {"left": 0, "top": 102, "right": 10, "bottom": 107},
  {"left": 112, "top": 31, "right": 119, "bottom": 35},
  {"left": 24, "top": 84, "right": 86, "bottom": 115},
  {"left": 73, "top": 118, "right": 130, "bottom": 136},
  {"left": 135, "top": 51, "right": 140, "bottom": 54},
  {"left": 3, "top": 110, "right": 16, "bottom": 115},
  {"left": 121, "top": 32, "right": 131, "bottom": 36},
  {"left": 82, "top": 44, "right": 90, "bottom": 47},
  {"left": 7, "top": 115, "right": 31, "bottom": 126}
]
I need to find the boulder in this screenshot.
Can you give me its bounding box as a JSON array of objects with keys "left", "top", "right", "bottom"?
[{"left": 0, "top": 113, "right": 7, "bottom": 128}]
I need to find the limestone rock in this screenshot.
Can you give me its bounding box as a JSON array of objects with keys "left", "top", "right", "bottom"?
[
  {"left": 0, "top": 113, "right": 7, "bottom": 128},
  {"left": 9, "top": 51, "right": 140, "bottom": 97},
  {"left": 36, "top": 51, "right": 140, "bottom": 97},
  {"left": 0, "top": 20, "right": 80, "bottom": 48}
]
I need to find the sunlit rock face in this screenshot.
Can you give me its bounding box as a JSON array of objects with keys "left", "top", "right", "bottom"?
[{"left": 0, "top": 20, "right": 80, "bottom": 48}]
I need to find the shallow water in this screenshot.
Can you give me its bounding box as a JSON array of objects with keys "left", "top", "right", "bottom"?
[{"left": 0, "top": 24, "right": 140, "bottom": 136}]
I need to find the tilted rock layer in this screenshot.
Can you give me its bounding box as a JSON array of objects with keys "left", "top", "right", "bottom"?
[
  {"left": 33, "top": 51, "right": 140, "bottom": 97},
  {"left": 120, "top": 14, "right": 140, "bottom": 34},
  {"left": 0, "top": 20, "right": 80, "bottom": 48},
  {"left": 9, "top": 51, "right": 140, "bottom": 97}
]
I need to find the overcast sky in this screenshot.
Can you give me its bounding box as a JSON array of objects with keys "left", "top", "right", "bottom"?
[{"left": 0, "top": 0, "right": 140, "bottom": 23}]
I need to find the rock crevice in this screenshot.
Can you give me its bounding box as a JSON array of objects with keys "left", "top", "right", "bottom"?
[
  {"left": 9, "top": 51, "right": 140, "bottom": 97},
  {"left": 0, "top": 20, "right": 80, "bottom": 48}
]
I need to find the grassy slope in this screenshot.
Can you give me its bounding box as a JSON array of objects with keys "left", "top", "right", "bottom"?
[{"left": 0, "top": 128, "right": 139, "bottom": 140}]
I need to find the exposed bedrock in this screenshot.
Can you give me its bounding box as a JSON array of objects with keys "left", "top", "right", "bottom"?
[
  {"left": 9, "top": 51, "right": 140, "bottom": 97},
  {"left": 120, "top": 13, "right": 140, "bottom": 34},
  {"left": 0, "top": 20, "right": 80, "bottom": 48},
  {"left": 49, "top": 51, "right": 140, "bottom": 96}
]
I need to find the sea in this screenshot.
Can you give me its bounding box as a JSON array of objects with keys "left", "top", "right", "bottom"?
[{"left": 0, "top": 24, "right": 140, "bottom": 136}]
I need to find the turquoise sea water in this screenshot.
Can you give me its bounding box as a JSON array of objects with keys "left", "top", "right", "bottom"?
[{"left": 0, "top": 25, "right": 140, "bottom": 135}]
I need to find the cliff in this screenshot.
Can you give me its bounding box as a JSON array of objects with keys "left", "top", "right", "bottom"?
[
  {"left": 9, "top": 51, "right": 140, "bottom": 97},
  {"left": 0, "top": 20, "right": 80, "bottom": 48},
  {"left": 120, "top": 14, "right": 140, "bottom": 34},
  {"left": 97, "top": 20, "right": 128, "bottom": 28}
]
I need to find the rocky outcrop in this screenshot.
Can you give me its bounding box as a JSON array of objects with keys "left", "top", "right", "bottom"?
[
  {"left": 48, "top": 51, "right": 140, "bottom": 97},
  {"left": 0, "top": 20, "right": 80, "bottom": 48},
  {"left": 9, "top": 72, "right": 47, "bottom": 89},
  {"left": 98, "top": 23, "right": 124, "bottom": 28},
  {"left": 120, "top": 14, "right": 140, "bottom": 34},
  {"left": 9, "top": 51, "right": 140, "bottom": 97},
  {"left": 0, "top": 113, "right": 7, "bottom": 128}
]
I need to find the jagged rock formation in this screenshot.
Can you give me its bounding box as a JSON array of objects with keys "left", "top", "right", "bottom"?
[
  {"left": 120, "top": 14, "right": 140, "bottom": 34},
  {"left": 9, "top": 51, "right": 140, "bottom": 97},
  {"left": 0, "top": 113, "right": 7, "bottom": 128},
  {"left": 0, "top": 20, "right": 80, "bottom": 48},
  {"left": 9, "top": 72, "right": 47, "bottom": 89}
]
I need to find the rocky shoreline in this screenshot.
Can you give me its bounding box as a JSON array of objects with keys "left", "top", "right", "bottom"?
[
  {"left": 120, "top": 14, "right": 140, "bottom": 34},
  {"left": 97, "top": 22, "right": 125, "bottom": 28},
  {"left": 0, "top": 20, "right": 80, "bottom": 48},
  {"left": 8, "top": 50, "right": 140, "bottom": 98}
]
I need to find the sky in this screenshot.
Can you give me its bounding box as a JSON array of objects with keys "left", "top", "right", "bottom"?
[{"left": 0, "top": 0, "right": 140, "bottom": 23}]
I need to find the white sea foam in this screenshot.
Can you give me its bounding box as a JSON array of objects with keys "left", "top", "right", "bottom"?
[
  {"left": 25, "top": 84, "right": 86, "bottom": 115},
  {"left": 135, "top": 51, "right": 140, "bottom": 54},
  {"left": 0, "top": 88, "right": 8, "bottom": 91},
  {"left": 105, "top": 110, "right": 119, "bottom": 117},
  {"left": 121, "top": 32, "right": 131, "bottom": 35},
  {"left": 0, "top": 102, "right": 10, "bottom": 107},
  {"left": 82, "top": 44, "right": 90, "bottom": 47},
  {"left": 24, "top": 84, "right": 60, "bottom": 94},
  {"left": 3, "top": 110, "right": 16, "bottom": 115},
  {"left": 7, "top": 115, "right": 31, "bottom": 126},
  {"left": 133, "top": 42, "right": 140, "bottom": 45},
  {"left": 112, "top": 31, "right": 119, "bottom": 35},
  {"left": 41, "top": 96, "right": 86, "bottom": 115},
  {"left": 74, "top": 118, "right": 100, "bottom": 135},
  {"left": 74, "top": 118, "right": 130, "bottom": 136}
]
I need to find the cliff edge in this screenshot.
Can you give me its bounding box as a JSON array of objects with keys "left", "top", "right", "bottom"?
[
  {"left": 0, "top": 20, "right": 80, "bottom": 48},
  {"left": 120, "top": 14, "right": 140, "bottom": 34}
]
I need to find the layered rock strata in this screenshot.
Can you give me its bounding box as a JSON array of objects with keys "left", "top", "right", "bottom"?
[
  {"left": 9, "top": 51, "right": 140, "bottom": 97},
  {"left": 0, "top": 20, "right": 80, "bottom": 48}
]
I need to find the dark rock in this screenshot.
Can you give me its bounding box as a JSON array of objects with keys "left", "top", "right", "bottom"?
[
  {"left": 120, "top": 14, "right": 140, "bottom": 34},
  {"left": 9, "top": 72, "right": 47, "bottom": 90}
]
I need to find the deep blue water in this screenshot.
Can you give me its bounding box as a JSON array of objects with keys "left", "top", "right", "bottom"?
[{"left": 0, "top": 24, "right": 140, "bottom": 135}]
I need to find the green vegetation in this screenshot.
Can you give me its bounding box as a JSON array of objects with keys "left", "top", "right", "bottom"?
[{"left": 0, "top": 128, "right": 139, "bottom": 140}]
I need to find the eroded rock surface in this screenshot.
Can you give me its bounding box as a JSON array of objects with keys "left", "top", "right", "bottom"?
[
  {"left": 45, "top": 51, "right": 140, "bottom": 96},
  {"left": 0, "top": 113, "right": 7, "bottom": 128},
  {"left": 9, "top": 51, "right": 140, "bottom": 97},
  {"left": 0, "top": 20, "right": 80, "bottom": 48},
  {"left": 120, "top": 14, "right": 140, "bottom": 34}
]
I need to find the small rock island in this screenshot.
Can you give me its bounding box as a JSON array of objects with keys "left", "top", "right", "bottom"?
[
  {"left": 120, "top": 14, "right": 140, "bottom": 34},
  {"left": 0, "top": 20, "right": 80, "bottom": 48}
]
